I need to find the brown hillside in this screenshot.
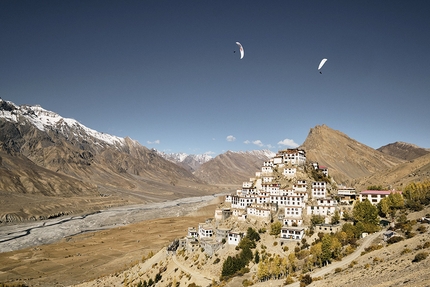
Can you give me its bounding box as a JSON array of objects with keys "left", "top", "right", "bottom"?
[
  {"left": 300, "top": 125, "right": 405, "bottom": 185},
  {"left": 377, "top": 141, "right": 430, "bottom": 161},
  {"left": 353, "top": 152, "right": 430, "bottom": 191},
  {"left": 0, "top": 118, "right": 220, "bottom": 223},
  {"left": 193, "top": 151, "right": 271, "bottom": 185}
]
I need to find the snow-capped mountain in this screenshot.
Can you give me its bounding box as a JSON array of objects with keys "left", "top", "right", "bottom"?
[
  {"left": 0, "top": 98, "right": 208, "bottom": 204},
  {"left": 0, "top": 98, "right": 124, "bottom": 149},
  {"left": 156, "top": 151, "right": 213, "bottom": 172}
]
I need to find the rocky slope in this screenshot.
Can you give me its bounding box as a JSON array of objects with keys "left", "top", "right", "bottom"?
[
  {"left": 193, "top": 150, "right": 275, "bottom": 185},
  {"left": 377, "top": 141, "right": 430, "bottom": 161},
  {"left": 300, "top": 125, "right": 405, "bottom": 185},
  {"left": 0, "top": 99, "right": 218, "bottom": 222},
  {"left": 353, "top": 152, "right": 430, "bottom": 191}
]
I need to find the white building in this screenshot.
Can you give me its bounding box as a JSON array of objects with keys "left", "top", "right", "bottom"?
[
  {"left": 188, "top": 227, "right": 198, "bottom": 238},
  {"left": 359, "top": 190, "right": 402, "bottom": 205},
  {"left": 337, "top": 187, "right": 357, "bottom": 203},
  {"left": 261, "top": 166, "right": 273, "bottom": 174},
  {"left": 271, "top": 195, "right": 305, "bottom": 207},
  {"left": 228, "top": 231, "right": 244, "bottom": 245},
  {"left": 247, "top": 206, "right": 271, "bottom": 220},
  {"left": 230, "top": 195, "right": 257, "bottom": 209},
  {"left": 198, "top": 223, "right": 214, "bottom": 239},
  {"left": 293, "top": 180, "right": 307, "bottom": 192},
  {"left": 307, "top": 204, "right": 337, "bottom": 217},
  {"left": 283, "top": 206, "right": 303, "bottom": 226},
  {"left": 280, "top": 226, "right": 305, "bottom": 240},
  {"left": 242, "top": 181, "right": 253, "bottom": 188},
  {"left": 312, "top": 181, "right": 327, "bottom": 198},
  {"left": 278, "top": 149, "right": 306, "bottom": 166},
  {"left": 283, "top": 167, "right": 297, "bottom": 177}
]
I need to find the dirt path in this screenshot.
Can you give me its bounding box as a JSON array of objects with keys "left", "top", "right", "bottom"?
[
  {"left": 289, "top": 230, "right": 384, "bottom": 287},
  {"left": 171, "top": 255, "right": 215, "bottom": 286},
  {"left": 251, "top": 230, "right": 384, "bottom": 287}
]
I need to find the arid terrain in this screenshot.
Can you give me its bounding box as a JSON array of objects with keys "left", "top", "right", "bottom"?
[{"left": 0, "top": 196, "right": 224, "bottom": 286}]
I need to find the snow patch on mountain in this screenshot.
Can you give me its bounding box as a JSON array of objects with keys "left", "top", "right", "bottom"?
[{"left": 157, "top": 151, "right": 213, "bottom": 164}]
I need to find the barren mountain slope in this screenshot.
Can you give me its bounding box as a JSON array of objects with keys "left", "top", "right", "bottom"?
[
  {"left": 300, "top": 125, "right": 405, "bottom": 185},
  {"left": 353, "top": 152, "right": 430, "bottom": 191},
  {"left": 193, "top": 150, "right": 273, "bottom": 185},
  {"left": 0, "top": 101, "right": 220, "bottom": 222},
  {"left": 377, "top": 141, "right": 430, "bottom": 161}
]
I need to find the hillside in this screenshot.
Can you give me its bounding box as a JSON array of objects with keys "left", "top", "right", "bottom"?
[
  {"left": 300, "top": 125, "right": 405, "bottom": 185},
  {"left": 353, "top": 152, "right": 430, "bottom": 191},
  {"left": 0, "top": 100, "right": 220, "bottom": 223},
  {"left": 193, "top": 150, "right": 275, "bottom": 185},
  {"left": 377, "top": 141, "right": 430, "bottom": 161}
]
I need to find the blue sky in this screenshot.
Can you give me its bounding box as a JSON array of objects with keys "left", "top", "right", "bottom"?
[{"left": 1, "top": 1, "right": 429, "bottom": 156}]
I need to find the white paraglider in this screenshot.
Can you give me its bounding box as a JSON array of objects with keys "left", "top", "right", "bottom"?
[
  {"left": 235, "top": 42, "right": 244, "bottom": 59},
  {"left": 318, "top": 58, "right": 327, "bottom": 74}
]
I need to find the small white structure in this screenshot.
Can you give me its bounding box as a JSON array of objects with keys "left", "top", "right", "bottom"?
[
  {"left": 312, "top": 181, "right": 327, "bottom": 198},
  {"left": 319, "top": 166, "right": 328, "bottom": 177},
  {"left": 283, "top": 167, "right": 297, "bottom": 177},
  {"left": 293, "top": 180, "right": 307, "bottom": 192},
  {"left": 243, "top": 181, "right": 253, "bottom": 188},
  {"left": 247, "top": 206, "right": 271, "bottom": 220},
  {"left": 280, "top": 226, "right": 305, "bottom": 240},
  {"left": 188, "top": 227, "right": 198, "bottom": 238},
  {"left": 198, "top": 223, "right": 214, "bottom": 239},
  {"left": 261, "top": 166, "right": 273, "bottom": 174},
  {"left": 228, "top": 231, "right": 244, "bottom": 246},
  {"left": 284, "top": 206, "right": 303, "bottom": 217},
  {"left": 216, "top": 227, "right": 231, "bottom": 241},
  {"left": 214, "top": 208, "right": 232, "bottom": 221},
  {"left": 307, "top": 204, "right": 337, "bottom": 217},
  {"left": 337, "top": 187, "right": 357, "bottom": 203}
]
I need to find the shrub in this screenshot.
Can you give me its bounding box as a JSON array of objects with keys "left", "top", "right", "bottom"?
[
  {"left": 401, "top": 248, "right": 412, "bottom": 255},
  {"left": 334, "top": 267, "right": 342, "bottom": 273},
  {"left": 300, "top": 274, "right": 313, "bottom": 286},
  {"left": 213, "top": 258, "right": 220, "bottom": 264},
  {"left": 270, "top": 221, "right": 282, "bottom": 236},
  {"left": 387, "top": 236, "right": 404, "bottom": 244},
  {"left": 348, "top": 260, "right": 358, "bottom": 268},
  {"left": 417, "top": 225, "right": 427, "bottom": 233},
  {"left": 423, "top": 241, "right": 430, "bottom": 249},
  {"left": 285, "top": 275, "right": 295, "bottom": 285},
  {"left": 364, "top": 244, "right": 383, "bottom": 253},
  {"left": 412, "top": 252, "right": 428, "bottom": 263}
]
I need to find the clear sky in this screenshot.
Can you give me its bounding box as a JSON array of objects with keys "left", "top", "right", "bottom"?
[{"left": 2, "top": 1, "right": 429, "bottom": 156}]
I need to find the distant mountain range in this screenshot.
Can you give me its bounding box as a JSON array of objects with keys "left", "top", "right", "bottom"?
[
  {"left": 156, "top": 151, "right": 214, "bottom": 173},
  {"left": 1, "top": 99, "right": 429, "bottom": 222}
]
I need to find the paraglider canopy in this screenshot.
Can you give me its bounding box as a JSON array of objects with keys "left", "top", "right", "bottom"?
[
  {"left": 236, "top": 42, "right": 244, "bottom": 59},
  {"left": 318, "top": 58, "right": 327, "bottom": 73}
]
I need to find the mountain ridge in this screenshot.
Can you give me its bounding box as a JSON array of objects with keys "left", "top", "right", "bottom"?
[
  {"left": 377, "top": 141, "right": 430, "bottom": 161},
  {"left": 0, "top": 99, "right": 220, "bottom": 222},
  {"left": 1, "top": 99, "right": 429, "bottom": 223},
  {"left": 300, "top": 124, "right": 406, "bottom": 185}
]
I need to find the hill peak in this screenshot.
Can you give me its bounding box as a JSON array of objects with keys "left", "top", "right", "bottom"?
[{"left": 301, "top": 124, "right": 405, "bottom": 184}]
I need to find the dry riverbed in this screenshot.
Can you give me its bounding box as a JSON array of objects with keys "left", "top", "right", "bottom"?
[{"left": 0, "top": 195, "right": 223, "bottom": 286}]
